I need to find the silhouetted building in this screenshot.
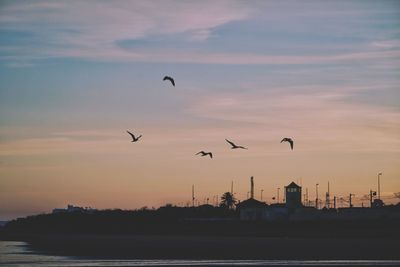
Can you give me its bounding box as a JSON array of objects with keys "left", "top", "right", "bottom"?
[
  {"left": 236, "top": 176, "right": 269, "bottom": 220},
  {"left": 285, "top": 182, "right": 302, "bottom": 210},
  {"left": 236, "top": 198, "right": 268, "bottom": 220},
  {"left": 52, "top": 204, "right": 96, "bottom": 214}
]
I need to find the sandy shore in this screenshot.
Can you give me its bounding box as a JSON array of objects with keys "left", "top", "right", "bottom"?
[{"left": 8, "top": 234, "right": 399, "bottom": 260}]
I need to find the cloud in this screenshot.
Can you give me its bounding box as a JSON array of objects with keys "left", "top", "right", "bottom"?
[
  {"left": 0, "top": 1, "right": 252, "bottom": 62},
  {"left": 14, "top": 45, "right": 399, "bottom": 66},
  {"left": 1, "top": 1, "right": 400, "bottom": 65},
  {"left": 186, "top": 85, "right": 400, "bottom": 153},
  {"left": 371, "top": 40, "right": 400, "bottom": 50}
]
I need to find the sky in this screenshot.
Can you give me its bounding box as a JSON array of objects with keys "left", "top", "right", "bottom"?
[{"left": 0, "top": 0, "right": 399, "bottom": 220}]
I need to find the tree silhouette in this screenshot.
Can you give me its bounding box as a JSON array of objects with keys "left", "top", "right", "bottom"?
[{"left": 220, "top": 192, "right": 237, "bottom": 209}]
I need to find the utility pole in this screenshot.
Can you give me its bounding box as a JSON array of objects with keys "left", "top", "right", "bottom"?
[
  {"left": 231, "top": 181, "right": 233, "bottom": 195},
  {"left": 306, "top": 188, "right": 309, "bottom": 207},
  {"left": 378, "top": 172, "right": 382, "bottom": 200},
  {"left": 315, "top": 183, "right": 319, "bottom": 209},
  {"left": 277, "top": 188, "right": 280, "bottom": 204},
  {"left": 333, "top": 196, "right": 337, "bottom": 209},
  {"left": 349, "top": 193, "right": 355, "bottom": 208},
  {"left": 370, "top": 190, "right": 373, "bottom": 207},
  {"left": 250, "top": 176, "right": 254, "bottom": 199},
  {"left": 192, "top": 185, "right": 195, "bottom": 207},
  {"left": 326, "top": 181, "right": 330, "bottom": 209},
  {"left": 261, "top": 189, "right": 264, "bottom": 201}
]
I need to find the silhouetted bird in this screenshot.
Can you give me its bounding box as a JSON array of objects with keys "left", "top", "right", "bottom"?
[
  {"left": 127, "top": 130, "right": 142, "bottom": 142},
  {"left": 280, "top": 137, "right": 294, "bottom": 150},
  {"left": 163, "top": 76, "right": 175, "bottom": 86},
  {"left": 196, "top": 151, "right": 213, "bottom": 158},
  {"left": 225, "top": 139, "right": 247, "bottom": 149}
]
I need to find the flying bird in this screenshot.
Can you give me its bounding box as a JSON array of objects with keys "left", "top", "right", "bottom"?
[
  {"left": 196, "top": 151, "right": 213, "bottom": 158},
  {"left": 127, "top": 130, "right": 142, "bottom": 142},
  {"left": 280, "top": 137, "right": 294, "bottom": 150},
  {"left": 225, "top": 139, "right": 247, "bottom": 149},
  {"left": 163, "top": 76, "right": 175, "bottom": 86}
]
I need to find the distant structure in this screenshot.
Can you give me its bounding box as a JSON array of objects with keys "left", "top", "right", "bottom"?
[
  {"left": 52, "top": 204, "right": 96, "bottom": 214},
  {"left": 285, "top": 182, "right": 302, "bottom": 210},
  {"left": 325, "top": 181, "right": 331, "bottom": 209},
  {"left": 372, "top": 199, "right": 384, "bottom": 208},
  {"left": 250, "top": 176, "right": 254, "bottom": 199},
  {"left": 192, "top": 185, "right": 195, "bottom": 207},
  {"left": 236, "top": 176, "right": 268, "bottom": 220}
]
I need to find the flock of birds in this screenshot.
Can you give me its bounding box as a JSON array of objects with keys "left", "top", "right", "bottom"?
[{"left": 127, "top": 75, "right": 294, "bottom": 158}]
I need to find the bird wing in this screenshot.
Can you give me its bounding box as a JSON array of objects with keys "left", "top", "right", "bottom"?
[
  {"left": 280, "top": 138, "right": 287, "bottom": 143},
  {"left": 225, "top": 139, "right": 236, "bottom": 147},
  {"left": 163, "top": 76, "right": 175, "bottom": 86},
  {"left": 209, "top": 152, "right": 213, "bottom": 158},
  {"left": 196, "top": 151, "right": 204, "bottom": 155},
  {"left": 289, "top": 140, "right": 294, "bottom": 150},
  {"left": 127, "top": 130, "right": 135, "bottom": 139}
]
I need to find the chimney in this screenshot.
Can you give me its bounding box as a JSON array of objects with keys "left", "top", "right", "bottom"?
[{"left": 250, "top": 176, "right": 254, "bottom": 199}]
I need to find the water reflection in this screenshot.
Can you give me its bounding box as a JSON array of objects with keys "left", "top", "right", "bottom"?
[{"left": 1, "top": 241, "right": 400, "bottom": 266}]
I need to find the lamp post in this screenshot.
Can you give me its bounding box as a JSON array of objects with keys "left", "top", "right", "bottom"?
[
  {"left": 315, "top": 183, "right": 319, "bottom": 209},
  {"left": 277, "top": 188, "right": 280, "bottom": 203},
  {"left": 378, "top": 172, "right": 382, "bottom": 200},
  {"left": 349, "top": 193, "right": 355, "bottom": 208}
]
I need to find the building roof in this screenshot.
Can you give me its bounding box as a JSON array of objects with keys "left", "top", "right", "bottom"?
[
  {"left": 286, "top": 181, "right": 301, "bottom": 188},
  {"left": 236, "top": 198, "right": 268, "bottom": 209}
]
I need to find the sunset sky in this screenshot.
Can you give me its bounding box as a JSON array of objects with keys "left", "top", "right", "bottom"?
[{"left": 0, "top": 1, "right": 399, "bottom": 220}]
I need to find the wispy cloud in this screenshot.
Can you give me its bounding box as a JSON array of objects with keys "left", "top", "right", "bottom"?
[
  {"left": 0, "top": 0, "right": 252, "bottom": 64},
  {"left": 371, "top": 40, "right": 400, "bottom": 50},
  {"left": 17, "top": 46, "right": 399, "bottom": 65},
  {"left": 186, "top": 85, "right": 400, "bottom": 153},
  {"left": 1, "top": 1, "right": 400, "bottom": 65}
]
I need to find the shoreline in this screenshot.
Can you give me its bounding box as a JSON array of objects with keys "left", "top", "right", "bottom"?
[{"left": 2, "top": 234, "right": 399, "bottom": 260}]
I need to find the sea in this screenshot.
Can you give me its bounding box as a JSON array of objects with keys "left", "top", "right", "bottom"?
[{"left": 1, "top": 241, "right": 400, "bottom": 267}]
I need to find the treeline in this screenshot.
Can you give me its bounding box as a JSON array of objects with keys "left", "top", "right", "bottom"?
[
  {"left": 3, "top": 204, "right": 237, "bottom": 235},
  {"left": 2, "top": 204, "right": 400, "bottom": 238}
]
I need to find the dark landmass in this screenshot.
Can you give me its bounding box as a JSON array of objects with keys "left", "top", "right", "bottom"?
[
  {"left": 2, "top": 206, "right": 400, "bottom": 238},
  {"left": 1, "top": 205, "right": 399, "bottom": 260}
]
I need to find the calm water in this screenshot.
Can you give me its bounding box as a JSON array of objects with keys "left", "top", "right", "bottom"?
[{"left": 1, "top": 241, "right": 400, "bottom": 266}]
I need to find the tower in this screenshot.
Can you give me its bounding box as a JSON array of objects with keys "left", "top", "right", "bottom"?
[
  {"left": 250, "top": 176, "right": 254, "bottom": 199},
  {"left": 192, "top": 184, "right": 195, "bottom": 207},
  {"left": 285, "top": 181, "right": 302, "bottom": 210},
  {"left": 325, "top": 181, "right": 330, "bottom": 209}
]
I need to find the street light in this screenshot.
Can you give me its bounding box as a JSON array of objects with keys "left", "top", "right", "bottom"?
[
  {"left": 316, "top": 183, "right": 319, "bottom": 209},
  {"left": 277, "top": 188, "right": 280, "bottom": 203},
  {"left": 378, "top": 172, "right": 383, "bottom": 200}
]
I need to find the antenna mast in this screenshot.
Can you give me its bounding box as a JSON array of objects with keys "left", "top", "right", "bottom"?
[{"left": 192, "top": 185, "right": 195, "bottom": 207}]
